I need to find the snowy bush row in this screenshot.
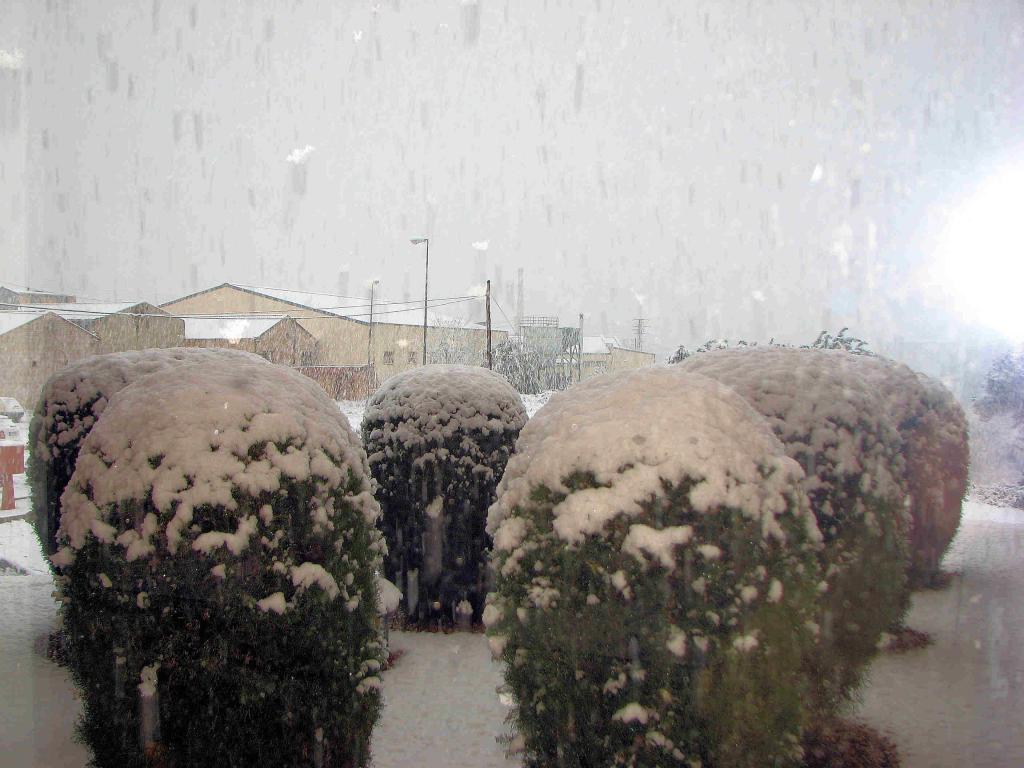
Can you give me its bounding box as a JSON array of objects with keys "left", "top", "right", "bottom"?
[
  {"left": 485, "top": 349, "right": 967, "bottom": 766},
  {"left": 361, "top": 364, "right": 527, "bottom": 625},
  {"left": 43, "top": 350, "right": 386, "bottom": 767}
]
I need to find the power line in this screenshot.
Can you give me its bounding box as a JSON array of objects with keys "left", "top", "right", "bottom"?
[
  {"left": 2, "top": 278, "right": 478, "bottom": 315},
  {"left": 290, "top": 294, "right": 481, "bottom": 313},
  {"left": 0, "top": 296, "right": 482, "bottom": 323},
  {"left": 490, "top": 297, "right": 518, "bottom": 332},
  {"left": 233, "top": 282, "right": 476, "bottom": 309}
]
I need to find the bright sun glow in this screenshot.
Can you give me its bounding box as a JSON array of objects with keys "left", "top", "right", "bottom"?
[{"left": 935, "top": 160, "right": 1024, "bottom": 341}]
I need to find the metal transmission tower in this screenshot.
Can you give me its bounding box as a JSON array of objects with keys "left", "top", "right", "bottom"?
[
  {"left": 632, "top": 316, "right": 648, "bottom": 351},
  {"left": 515, "top": 267, "right": 524, "bottom": 335},
  {"left": 497, "top": 315, "right": 581, "bottom": 393}
]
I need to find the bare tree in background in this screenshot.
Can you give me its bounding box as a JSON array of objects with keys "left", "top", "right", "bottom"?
[
  {"left": 494, "top": 326, "right": 580, "bottom": 394},
  {"left": 426, "top": 317, "right": 481, "bottom": 366}
]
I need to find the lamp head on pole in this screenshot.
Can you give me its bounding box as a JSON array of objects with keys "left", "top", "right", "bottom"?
[{"left": 410, "top": 237, "right": 428, "bottom": 245}]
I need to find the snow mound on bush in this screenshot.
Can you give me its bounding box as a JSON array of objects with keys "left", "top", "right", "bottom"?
[
  {"left": 364, "top": 364, "right": 526, "bottom": 470},
  {"left": 53, "top": 356, "right": 378, "bottom": 565},
  {"left": 32, "top": 348, "right": 268, "bottom": 462},
  {"left": 376, "top": 574, "right": 403, "bottom": 615},
  {"left": 678, "top": 347, "right": 907, "bottom": 509},
  {"left": 488, "top": 365, "right": 818, "bottom": 550},
  {"left": 30, "top": 348, "right": 273, "bottom": 557}
]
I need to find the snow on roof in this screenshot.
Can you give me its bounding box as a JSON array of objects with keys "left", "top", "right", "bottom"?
[
  {"left": 487, "top": 365, "right": 815, "bottom": 547},
  {"left": 364, "top": 364, "right": 526, "bottom": 443},
  {"left": 0, "top": 312, "right": 44, "bottom": 335},
  {"left": 14, "top": 302, "right": 151, "bottom": 319},
  {"left": 0, "top": 283, "right": 73, "bottom": 297},
  {"left": 233, "top": 284, "right": 483, "bottom": 329},
  {"left": 677, "top": 347, "right": 907, "bottom": 506},
  {"left": 54, "top": 353, "right": 378, "bottom": 563},
  {"left": 0, "top": 309, "right": 100, "bottom": 338},
  {"left": 184, "top": 316, "right": 285, "bottom": 340},
  {"left": 582, "top": 335, "right": 621, "bottom": 354}
]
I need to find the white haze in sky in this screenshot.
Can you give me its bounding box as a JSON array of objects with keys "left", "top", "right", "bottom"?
[{"left": 1, "top": 0, "right": 1022, "bottom": 367}]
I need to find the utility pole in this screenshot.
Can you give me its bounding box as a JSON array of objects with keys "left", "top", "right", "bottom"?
[
  {"left": 577, "top": 312, "right": 583, "bottom": 382},
  {"left": 410, "top": 238, "right": 430, "bottom": 365},
  {"left": 366, "top": 280, "right": 378, "bottom": 400},
  {"left": 486, "top": 279, "right": 493, "bottom": 370},
  {"left": 423, "top": 239, "right": 429, "bottom": 365},
  {"left": 515, "top": 267, "right": 524, "bottom": 337}
]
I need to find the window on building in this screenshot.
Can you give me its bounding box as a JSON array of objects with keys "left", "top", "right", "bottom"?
[
  {"left": 383, "top": 351, "right": 394, "bottom": 365},
  {"left": 408, "top": 351, "right": 417, "bottom": 363}
]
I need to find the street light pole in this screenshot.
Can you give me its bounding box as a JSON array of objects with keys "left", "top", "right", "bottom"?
[
  {"left": 366, "top": 279, "right": 379, "bottom": 399},
  {"left": 410, "top": 237, "right": 430, "bottom": 365},
  {"left": 486, "top": 279, "right": 492, "bottom": 370}
]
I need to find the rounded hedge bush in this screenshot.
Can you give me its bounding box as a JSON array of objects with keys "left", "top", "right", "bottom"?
[
  {"left": 906, "top": 372, "right": 968, "bottom": 582},
  {"left": 52, "top": 355, "right": 386, "bottom": 768},
  {"left": 29, "top": 347, "right": 270, "bottom": 557},
  {"left": 678, "top": 347, "right": 911, "bottom": 712},
  {"left": 362, "top": 364, "right": 526, "bottom": 626},
  {"left": 486, "top": 366, "right": 823, "bottom": 768},
  {"left": 851, "top": 358, "right": 969, "bottom": 585}
]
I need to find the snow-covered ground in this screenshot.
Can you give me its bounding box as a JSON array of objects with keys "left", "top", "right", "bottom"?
[
  {"left": 2, "top": 501, "right": 1022, "bottom": 766},
  {"left": 856, "top": 501, "right": 1024, "bottom": 767},
  {"left": 371, "top": 631, "right": 518, "bottom": 768},
  {"left": 339, "top": 399, "right": 368, "bottom": 433},
  {"left": 0, "top": 521, "right": 88, "bottom": 767}
]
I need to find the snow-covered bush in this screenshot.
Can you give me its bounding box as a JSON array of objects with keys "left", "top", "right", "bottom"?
[
  {"left": 487, "top": 367, "right": 823, "bottom": 768},
  {"left": 905, "top": 403, "right": 967, "bottom": 582},
  {"left": 866, "top": 364, "right": 968, "bottom": 585},
  {"left": 678, "top": 347, "right": 910, "bottom": 712},
  {"left": 52, "top": 356, "right": 385, "bottom": 768},
  {"left": 29, "top": 348, "right": 269, "bottom": 556},
  {"left": 362, "top": 365, "right": 526, "bottom": 626}
]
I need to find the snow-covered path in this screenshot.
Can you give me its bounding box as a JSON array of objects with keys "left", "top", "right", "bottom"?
[
  {"left": 0, "top": 570, "right": 88, "bottom": 766},
  {"left": 2, "top": 501, "right": 1022, "bottom": 766},
  {"left": 372, "top": 632, "right": 517, "bottom": 768},
  {"left": 856, "top": 500, "right": 1024, "bottom": 767}
]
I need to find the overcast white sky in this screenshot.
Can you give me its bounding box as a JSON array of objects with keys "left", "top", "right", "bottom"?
[{"left": 1, "top": 0, "right": 1022, "bottom": 360}]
